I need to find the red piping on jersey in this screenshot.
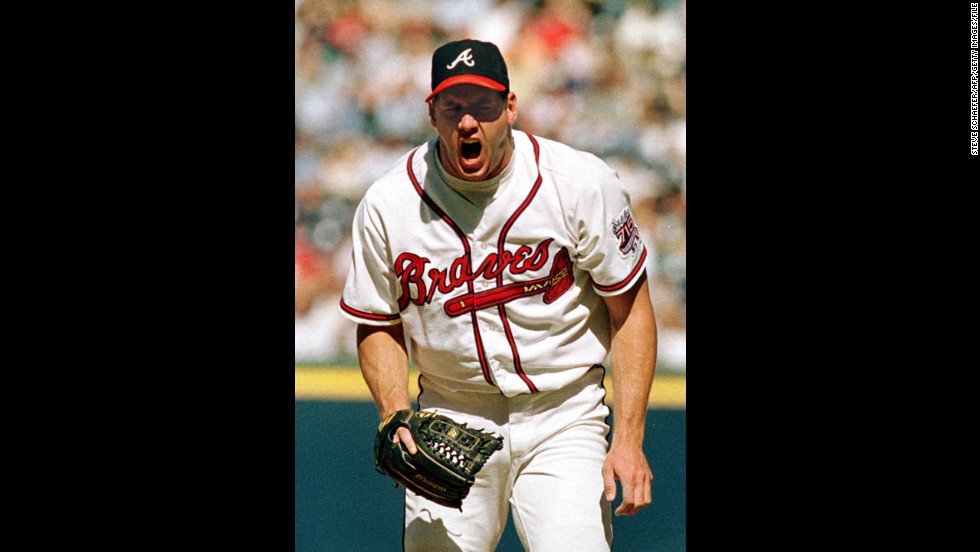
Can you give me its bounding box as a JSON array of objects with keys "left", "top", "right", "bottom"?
[
  {"left": 405, "top": 146, "right": 495, "bottom": 387},
  {"left": 493, "top": 133, "right": 544, "bottom": 393},
  {"left": 592, "top": 246, "right": 648, "bottom": 292},
  {"left": 339, "top": 298, "right": 400, "bottom": 322}
]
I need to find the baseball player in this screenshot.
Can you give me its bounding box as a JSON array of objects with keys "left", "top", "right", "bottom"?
[{"left": 340, "top": 39, "right": 657, "bottom": 551}]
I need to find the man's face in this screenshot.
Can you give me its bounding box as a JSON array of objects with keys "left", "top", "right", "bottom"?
[{"left": 429, "top": 85, "right": 518, "bottom": 182}]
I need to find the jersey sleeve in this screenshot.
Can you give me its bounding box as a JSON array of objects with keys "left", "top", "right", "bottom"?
[
  {"left": 571, "top": 159, "right": 648, "bottom": 297},
  {"left": 339, "top": 196, "right": 403, "bottom": 326}
]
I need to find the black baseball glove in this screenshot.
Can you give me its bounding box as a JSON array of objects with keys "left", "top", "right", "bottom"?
[{"left": 374, "top": 409, "right": 504, "bottom": 510}]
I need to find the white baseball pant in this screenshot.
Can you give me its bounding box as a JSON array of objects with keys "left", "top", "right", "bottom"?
[{"left": 403, "top": 366, "right": 613, "bottom": 552}]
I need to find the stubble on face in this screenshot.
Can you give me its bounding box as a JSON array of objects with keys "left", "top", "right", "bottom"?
[{"left": 429, "top": 86, "right": 517, "bottom": 182}]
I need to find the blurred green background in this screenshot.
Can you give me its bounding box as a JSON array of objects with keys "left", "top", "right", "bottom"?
[{"left": 295, "top": 398, "right": 685, "bottom": 551}]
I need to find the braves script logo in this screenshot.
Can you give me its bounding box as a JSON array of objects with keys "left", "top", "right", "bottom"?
[
  {"left": 446, "top": 48, "right": 475, "bottom": 69},
  {"left": 394, "top": 239, "right": 574, "bottom": 314},
  {"left": 612, "top": 208, "right": 641, "bottom": 255}
]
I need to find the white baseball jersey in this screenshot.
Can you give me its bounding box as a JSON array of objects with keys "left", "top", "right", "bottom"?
[{"left": 340, "top": 130, "right": 647, "bottom": 397}]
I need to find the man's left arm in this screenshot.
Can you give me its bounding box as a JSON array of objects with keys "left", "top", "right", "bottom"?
[{"left": 601, "top": 272, "right": 657, "bottom": 516}]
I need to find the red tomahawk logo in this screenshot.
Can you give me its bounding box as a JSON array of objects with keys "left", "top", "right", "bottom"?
[{"left": 444, "top": 248, "right": 573, "bottom": 317}]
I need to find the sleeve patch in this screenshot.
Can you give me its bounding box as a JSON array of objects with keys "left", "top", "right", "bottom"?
[{"left": 612, "top": 207, "right": 642, "bottom": 256}]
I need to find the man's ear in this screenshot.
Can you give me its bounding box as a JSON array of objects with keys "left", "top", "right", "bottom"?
[
  {"left": 506, "top": 91, "right": 518, "bottom": 125},
  {"left": 427, "top": 99, "right": 436, "bottom": 126}
]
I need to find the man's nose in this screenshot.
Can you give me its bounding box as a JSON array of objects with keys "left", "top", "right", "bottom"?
[{"left": 458, "top": 113, "right": 478, "bottom": 130}]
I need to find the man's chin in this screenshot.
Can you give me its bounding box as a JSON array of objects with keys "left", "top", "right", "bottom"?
[
  {"left": 452, "top": 160, "right": 488, "bottom": 181},
  {"left": 458, "top": 168, "right": 486, "bottom": 181},
  {"left": 457, "top": 156, "right": 486, "bottom": 177}
]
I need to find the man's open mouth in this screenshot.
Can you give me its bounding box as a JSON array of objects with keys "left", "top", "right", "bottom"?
[{"left": 460, "top": 139, "right": 482, "bottom": 160}]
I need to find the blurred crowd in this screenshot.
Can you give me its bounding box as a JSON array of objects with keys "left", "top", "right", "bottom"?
[{"left": 295, "top": 0, "right": 686, "bottom": 372}]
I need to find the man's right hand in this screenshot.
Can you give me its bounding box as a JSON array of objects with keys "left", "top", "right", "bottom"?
[{"left": 394, "top": 426, "right": 418, "bottom": 455}]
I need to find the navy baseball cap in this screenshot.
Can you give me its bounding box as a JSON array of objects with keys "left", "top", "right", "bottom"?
[{"left": 426, "top": 39, "right": 509, "bottom": 102}]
